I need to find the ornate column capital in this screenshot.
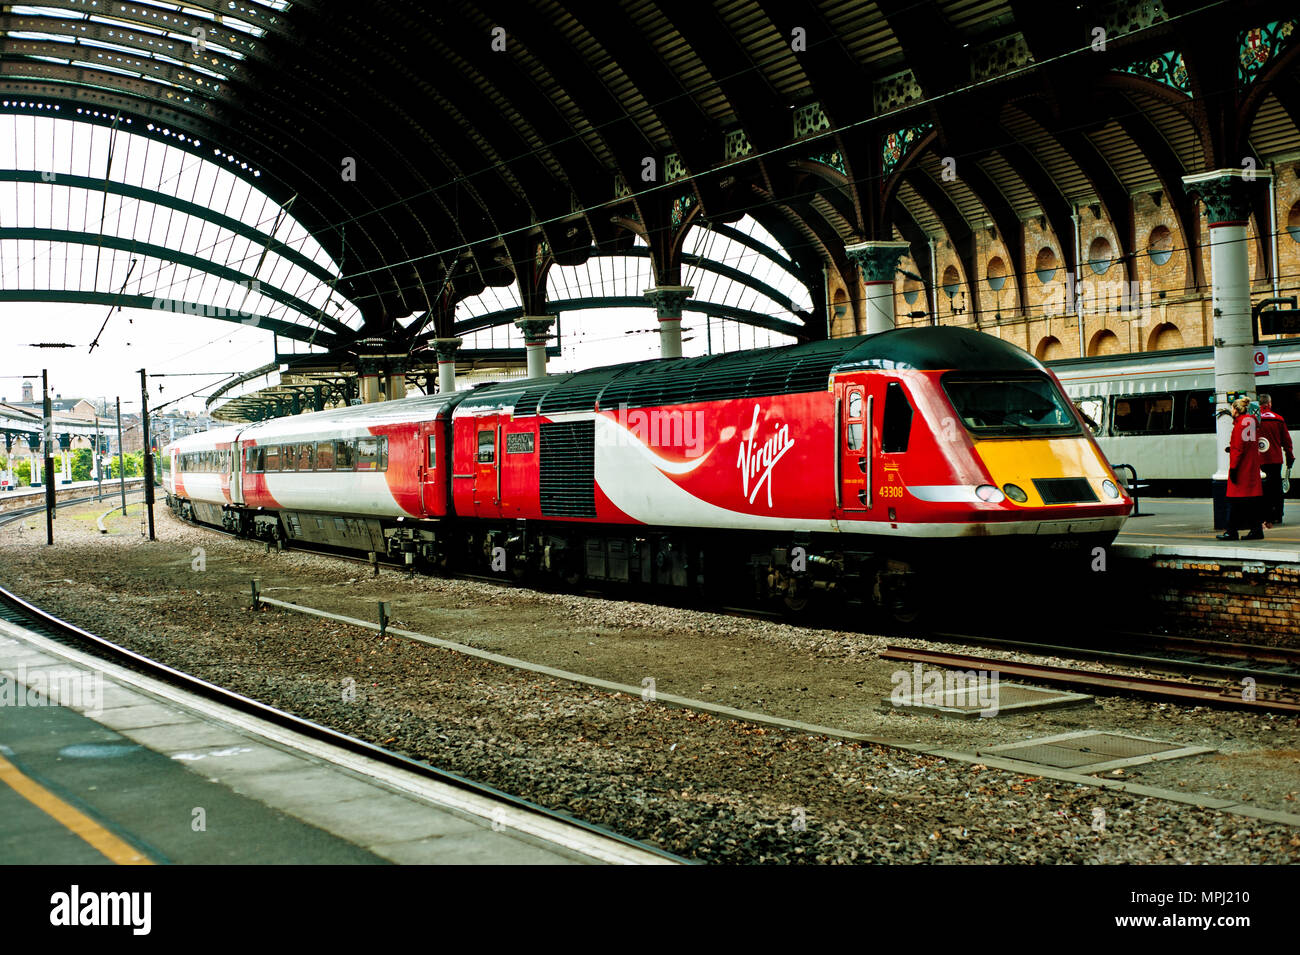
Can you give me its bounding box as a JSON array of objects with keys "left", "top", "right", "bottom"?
[
  {"left": 513, "top": 315, "right": 556, "bottom": 343},
  {"left": 644, "top": 285, "right": 694, "bottom": 318},
  {"left": 845, "top": 240, "right": 911, "bottom": 284},
  {"left": 1182, "top": 168, "right": 1270, "bottom": 226},
  {"left": 431, "top": 337, "right": 463, "bottom": 361}
]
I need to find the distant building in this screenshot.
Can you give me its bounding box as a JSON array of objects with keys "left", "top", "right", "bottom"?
[{"left": 3, "top": 384, "right": 98, "bottom": 421}]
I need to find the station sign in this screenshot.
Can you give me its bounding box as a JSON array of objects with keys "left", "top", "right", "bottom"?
[{"left": 1253, "top": 346, "right": 1269, "bottom": 377}]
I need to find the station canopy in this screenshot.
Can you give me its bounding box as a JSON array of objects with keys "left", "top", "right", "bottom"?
[{"left": 0, "top": 0, "right": 1297, "bottom": 358}]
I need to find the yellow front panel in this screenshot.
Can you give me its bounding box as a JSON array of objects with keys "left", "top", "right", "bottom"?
[{"left": 974, "top": 438, "right": 1113, "bottom": 506}]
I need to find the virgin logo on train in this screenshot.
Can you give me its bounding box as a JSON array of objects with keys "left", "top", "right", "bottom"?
[{"left": 736, "top": 405, "right": 794, "bottom": 508}]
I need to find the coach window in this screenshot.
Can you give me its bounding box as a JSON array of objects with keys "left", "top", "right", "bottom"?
[
  {"left": 266, "top": 446, "right": 281, "bottom": 471},
  {"left": 1183, "top": 393, "right": 1215, "bottom": 434},
  {"left": 315, "top": 441, "right": 334, "bottom": 470},
  {"left": 1074, "top": 398, "right": 1104, "bottom": 434},
  {"left": 296, "top": 443, "right": 314, "bottom": 471},
  {"left": 1113, "top": 395, "right": 1173, "bottom": 433},
  {"left": 477, "top": 429, "right": 496, "bottom": 464},
  {"left": 881, "top": 382, "right": 913, "bottom": 453},
  {"left": 335, "top": 440, "right": 356, "bottom": 470},
  {"left": 357, "top": 437, "right": 381, "bottom": 471}
]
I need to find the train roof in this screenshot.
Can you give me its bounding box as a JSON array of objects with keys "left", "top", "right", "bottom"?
[
  {"left": 163, "top": 392, "right": 462, "bottom": 451},
  {"left": 455, "top": 326, "right": 1042, "bottom": 415},
  {"left": 165, "top": 327, "right": 1042, "bottom": 446},
  {"left": 1052, "top": 336, "right": 1300, "bottom": 395}
]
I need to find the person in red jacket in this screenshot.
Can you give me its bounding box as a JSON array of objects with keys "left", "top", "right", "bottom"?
[
  {"left": 1219, "top": 397, "right": 1264, "bottom": 540},
  {"left": 1257, "top": 393, "right": 1294, "bottom": 526}
]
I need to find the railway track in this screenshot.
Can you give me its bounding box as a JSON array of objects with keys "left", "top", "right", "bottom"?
[
  {"left": 0, "top": 488, "right": 144, "bottom": 527},
  {"left": 880, "top": 646, "right": 1300, "bottom": 716},
  {"left": 0, "top": 581, "right": 685, "bottom": 865},
  {"left": 922, "top": 629, "right": 1300, "bottom": 689},
  {"left": 257, "top": 528, "right": 1300, "bottom": 713},
  {"left": 80, "top": 503, "right": 1300, "bottom": 716}
]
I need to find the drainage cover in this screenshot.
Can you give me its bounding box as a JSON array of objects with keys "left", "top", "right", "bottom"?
[
  {"left": 884, "top": 682, "right": 1091, "bottom": 719},
  {"left": 978, "top": 731, "right": 1214, "bottom": 773}
]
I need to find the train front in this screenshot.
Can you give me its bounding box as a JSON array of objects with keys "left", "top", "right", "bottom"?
[
  {"left": 938, "top": 369, "right": 1133, "bottom": 546},
  {"left": 834, "top": 327, "right": 1133, "bottom": 554}
]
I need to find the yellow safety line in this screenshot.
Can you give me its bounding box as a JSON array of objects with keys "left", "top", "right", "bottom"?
[{"left": 0, "top": 752, "right": 152, "bottom": 865}]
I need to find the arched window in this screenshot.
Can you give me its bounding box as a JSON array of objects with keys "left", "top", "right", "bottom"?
[
  {"left": 941, "top": 264, "right": 961, "bottom": 299},
  {"left": 986, "top": 256, "right": 1007, "bottom": 292},
  {"left": 1088, "top": 329, "right": 1122, "bottom": 356},
  {"left": 1147, "top": 322, "right": 1184, "bottom": 350},
  {"left": 1088, "top": 236, "right": 1113, "bottom": 275},
  {"left": 1035, "top": 336, "right": 1064, "bottom": 361},
  {"left": 1035, "top": 247, "right": 1058, "bottom": 284},
  {"left": 1147, "top": 225, "right": 1174, "bottom": 266}
]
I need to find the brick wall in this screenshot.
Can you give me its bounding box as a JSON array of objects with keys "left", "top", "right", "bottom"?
[
  {"left": 1116, "top": 557, "right": 1300, "bottom": 642},
  {"left": 874, "top": 165, "right": 1300, "bottom": 358}
]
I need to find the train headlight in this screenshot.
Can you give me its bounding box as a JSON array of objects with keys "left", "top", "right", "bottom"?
[
  {"left": 1102, "top": 480, "right": 1120, "bottom": 499},
  {"left": 975, "top": 484, "right": 1005, "bottom": 503},
  {"left": 1002, "top": 483, "right": 1028, "bottom": 503}
]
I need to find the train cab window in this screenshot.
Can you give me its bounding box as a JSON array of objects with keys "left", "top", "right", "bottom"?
[
  {"left": 295, "top": 444, "right": 314, "bottom": 471},
  {"left": 1113, "top": 395, "right": 1173, "bottom": 433},
  {"left": 335, "top": 440, "right": 356, "bottom": 470},
  {"left": 1183, "top": 393, "right": 1215, "bottom": 434},
  {"left": 847, "top": 391, "right": 862, "bottom": 419},
  {"left": 477, "top": 429, "right": 496, "bottom": 464},
  {"left": 265, "top": 446, "right": 280, "bottom": 471},
  {"left": 881, "top": 381, "right": 913, "bottom": 453},
  {"left": 315, "top": 441, "right": 334, "bottom": 470},
  {"left": 942, "top": 376, "right": 1080, "bottom": 436}
]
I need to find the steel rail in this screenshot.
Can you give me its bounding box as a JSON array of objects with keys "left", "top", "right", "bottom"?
[
  {"left": 0, "top": 581, "right": 685, "bottom": 865},
  {"left": 881, "top": 646, "right": 1300, "bottom": 715}
]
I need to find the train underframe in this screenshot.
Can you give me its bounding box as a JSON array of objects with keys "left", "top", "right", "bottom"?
[{"left": 167, "top": 493, "right": 1112, "bottom": 623}]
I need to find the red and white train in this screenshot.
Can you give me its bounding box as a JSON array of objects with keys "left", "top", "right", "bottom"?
[{"left": 164, "top": 327, "right": 1132, "bottom": 616}]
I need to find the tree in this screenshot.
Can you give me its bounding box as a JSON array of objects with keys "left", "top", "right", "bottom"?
[{"left": 71, "top": 448, "right": 92, "bottom": 482}]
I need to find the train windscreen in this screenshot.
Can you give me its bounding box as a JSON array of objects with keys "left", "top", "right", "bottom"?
[{"left": 942, "top": 375, "right": 1081, "bottom": 437}]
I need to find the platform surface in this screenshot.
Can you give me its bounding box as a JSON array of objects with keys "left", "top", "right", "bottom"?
[
  {"left": 0, "top": 621, "right": 619, "bottom": 865},
  {"left": 1113, "top": 497, "right": 1300, "bottom": 563}
]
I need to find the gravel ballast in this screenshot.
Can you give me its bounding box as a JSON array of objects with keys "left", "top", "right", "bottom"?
[{"left": 2, "top": 502, "right": 1297, "bottom": 864}]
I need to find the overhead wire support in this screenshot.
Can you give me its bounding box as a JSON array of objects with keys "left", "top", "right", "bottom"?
[{"left": 88, "top": 256, "right": 138, "bottom": 353}]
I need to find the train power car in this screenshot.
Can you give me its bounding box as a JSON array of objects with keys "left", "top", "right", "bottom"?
[{"left": 165, "top": 327, "right": 1132, "bottom": 617}]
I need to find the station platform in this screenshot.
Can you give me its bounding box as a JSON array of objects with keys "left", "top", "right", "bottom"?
[
  {"left": 1113, "top": 497, "right": 1300, "bottom": 565},
  {"left": 0, "top": 618, "right": 661, "bottom": 865},
  {"left": 0, "top": 478, "right": 138, "bottom": 498}
]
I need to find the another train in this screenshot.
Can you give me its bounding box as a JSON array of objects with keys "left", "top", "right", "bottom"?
[
  {"left": 164, "top": 327, "right": 1132, "bottom": 617},
  {"left": 1052, "top": 339, "right": 1300, "bottom": 494}
]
